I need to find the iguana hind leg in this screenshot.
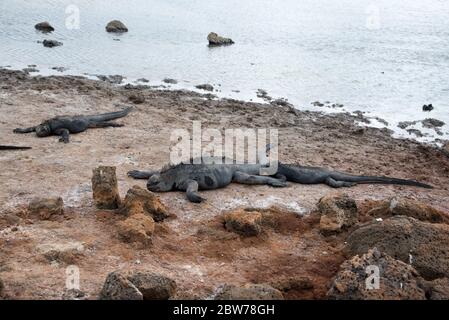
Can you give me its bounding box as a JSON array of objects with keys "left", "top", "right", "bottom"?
[
  {"left": 54, "top": 128, "right": 70, "bottom": 143},
  {"left": 325, "top": 177, "right": 356, "bottom": 188},
  {"left": 13, "top": 127, "right": 36, "bottom": 134},
  {"left": 186, "top": 180, "right": 206, "bottom": 203},
  {"left": 233, "top": 171, "right": 287, "bottom": 187}
]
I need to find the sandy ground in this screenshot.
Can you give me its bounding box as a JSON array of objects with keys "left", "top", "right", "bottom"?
[{"left": 0, "top": 68, "right": 448, "bottom": 299}]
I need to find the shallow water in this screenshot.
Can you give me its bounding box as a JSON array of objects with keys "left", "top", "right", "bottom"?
[{"left": 1, "top": 0, "right": 448, "bottom": 142}]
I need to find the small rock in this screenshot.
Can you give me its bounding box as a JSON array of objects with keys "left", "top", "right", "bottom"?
[
  {"left": 99, "top": 272, "right": 143, "bottom": 300},
  {"left": 35, "top": 21, "right": 54, "bottom": 32},
  {"left": 96, "top": 75, "right": 124, "bottom": 84},
  {"left": 214, "top": 284, "right": 284, "bottom": 300},
  {"left": 407, "top": 129, "right": 424, "bottom": 137},
  {"left": 28, "top": 197, "right": 64, "bottom": 220},
  {"left": 117, "top": 214, "right": 155, "bottom": 246},
  {"left": 106, "top": 20, "right": 128, "bottom": 33},
  {"left": 422, "top": 104, "right": 434, "bottom": 112},
  {"left": 127, "top": 271, "right": 177, "bottom": 300},
  {"left": 51, "top": 66, "right": 68, "bottom": 72},
  {"left": 92, "top": 166, "right": 121, "bottom": 210},
  {"left": 207, "top": 32, "right": 234, "bottom": 46},
  {"left": 0, "top": 213, "right": 21, "bottom": 228},
  {"left": 195, "top": 84, "right": 214, "bottom": 92},
  {"left": 100, "top": 270, "right": 176, "bottom": 300},
  {"left": 421, "top": 278, "right": 449, "bottom": 300},
  {"left": 37, "top": 242, "right": 84, "bottom": 264},
  {"left": 163, "top": 78, "right": 178, "bottom": 84},
  {"left": 42, "top": 40, "right": 63, "bottom": 48},
  {"left": 422, "top": 118, "right": 445, "bottom": 129},
  {"left": 121, "top": 185, "right": 170, "bottom": 221},
  {"left": 398, "top": 121, "right": 417, "bottom": 129},
  {"left": 327, "top": 248, "right": 426, "bottom": 300},
  {"left": 22, "top": 67, "right": 39, "bottom": 74},
  {"left": 128, "top": 94, "right": 145, "bottom": 104},
  {"left": 318, "top": 193, "right": 358, "bottom": 235},
  {"left": 223, "top": 209, "right": 262, "bottom": 237},
  {"left": 62, "top": 289, "right": 86, "bottom": 300},
  {"left": 137, "top": 78, "right": 149, "bottom": 83}
]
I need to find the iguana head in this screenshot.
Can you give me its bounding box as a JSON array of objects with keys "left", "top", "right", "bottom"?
[
  {"left": 35, "top": 123, "right": 51, "bottom": 137},
  {"left": 146, "top": 173, "right": 174, "bottom": 192}
]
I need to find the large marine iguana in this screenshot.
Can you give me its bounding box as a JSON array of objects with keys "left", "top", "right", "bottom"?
[
  {"left": 128, "top": 154, "right": 432, "bottom": 203},
  {"left": 128, "top": 157, "right": 287, "bottom": 203},
  {"left": 13, "top": 107, "right": 132, "bottom": 143}
]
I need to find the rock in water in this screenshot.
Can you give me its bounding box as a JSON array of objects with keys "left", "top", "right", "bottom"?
[
  {"left": 28, "top": 197, "right": 64, "bottom": 220},
  {"left": 117, "top": 213, "right": 155, "bottom": 246},
  {"left": 346, "top": 216, "right": 449, "bottom": 279},
  {"left": 214, "top": 284, "right": 284, "bottom": 300},
  {"left": 92, "top": 166, "right": 121, "bottom": 209},
  {"left": 327, "top": 248, "right": 426, "bottom": 300},
  {"left": 106, "top": 20, "right": 128, "bottom": 33},
  {"left": 100, "top": 270, "right": 176, "bottom": 300},
  {"left": 35, "top": 21, "right": 54, "bottom": 32},
  {"left": 42, "top": 40, "right": 63, "bottom": 48},
  {"left": 207, "top": 32, "right": 234, "bottom": 46},
  {"left": 121, "top": 185, "right": 170, "bottom": 221},
  {"left": 223, "top": 209, "right": 262, "bottom": 236},
  {"left": 422, "top": 104, "right": 434, "bottom": 112},
  {"left": 318, "top": 193, "right": 358, "bottom": 235},
  {"left": 195, "top": 84, "right": 214, "bottom": 91}
]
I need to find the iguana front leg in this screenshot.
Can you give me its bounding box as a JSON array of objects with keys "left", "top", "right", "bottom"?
[
  {"left": 54, "top": 128, "right": 70, "bottom": 143},
  {"left": 233, "top": 171, "right": 287, "bottom": 187},
  {"left": 185, "top": 180, "right": 206, "bottom": 203},
  {"left": 13, "top": 127, "right": 36, "bottom": 134},
  {"left": 88, "top": 121, "right": 124, "bottom": 128},
  {"left": 127, "top": 170, "right": 158, "bottom": 179}
]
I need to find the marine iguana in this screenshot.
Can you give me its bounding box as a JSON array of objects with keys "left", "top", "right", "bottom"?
[
  {"left": 0, "top": 145, "right": 31, "bottom": 150},
  {"left": 128, "top": 157, "right": 287, "bottom": 203},
  {"left": 13, "top": 107, "right": 132, "bottom": 143},
  {"left": 129, "top": 154, "right": 432, "bottom": 202}
]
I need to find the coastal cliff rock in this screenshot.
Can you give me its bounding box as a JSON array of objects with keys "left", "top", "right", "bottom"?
[
  {"left": 207, "top": 32, "right": 234, "bottom": 46},
  {"left": 106, "top": 20, "right": 128, "bottom": 33},
  {"left": 327, "top": 248, "right": 426, "bottom": 300},
  {"left": 366, "top": 197, "right": 449, "bottom": 224},
  {"left": 223, "top": 209, "right": 262, "bottom": 236},
  {"left": 120, "top": 185, "right": 169, "bottom": 221},
  {"left": 318, "top": 193, "right": 358, "bottom": 234},
  {"left": 42, "top": 40, "right": 62, "bottom": 48},
  {"left": 346, "top": 216, "right": 449, "bottom": 279},
  {"left": 35, "top": 21, "right": 54, "bottom": 32},
  {"left": 117, "top": 213, "right": 155, "bottom": 246},
  {"left": 214, "top": 284, "right": 284, "bottom": 300},
  {"left": 28, "top": 197, "right": 64, "bottom": 220},
  {"left": 92, "top": 166, "right": 121, "bottom": 209},
  {"left": 100, "top": 270, "right": 176, "bottom": 300}
]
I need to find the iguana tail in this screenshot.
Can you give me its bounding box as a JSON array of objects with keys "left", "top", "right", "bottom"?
[
  {"left": 0, "top": 145, "right": 32, "bottom": 150},
  {"left": 330, "top": 172, "right": 433, "bottom": 189},
  {"left": 88, "top": 107, "right": 133, "bottom": 122}
]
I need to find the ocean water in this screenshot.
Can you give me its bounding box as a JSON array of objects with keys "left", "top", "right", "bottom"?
[{"left": 1, "top": 0, "right": 448, "bottom": 143}]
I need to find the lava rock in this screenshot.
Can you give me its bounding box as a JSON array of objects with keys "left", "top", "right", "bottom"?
[
  {"left": 120, "top": 185, "right": 170, "bottom": 221},
  {"left": 42, "top": 40, "right": 63, "bottom": 48},
  {"left": 223, "top": 209, "right": 262, "bottom": 237},
  {"left": 37, "top": 242, "right": 84, "bottom": 264},
  {"left": 207, "top": 32, "right": 234, "bottom": 46},
  {"left": 163, "top": 78, "right": 178, "bottom": 84},
  {"left": 214, "top": 284, "right": 284, "bottom": 300},
  {"left": 106, "top": 20, "right": 128, "bottom": 33},
  {"left": 327, "top": 248, "right": 426, "bottom": 300},
  {"left": 100, "top": 270, "right": 176, "bottom": 300},
  {"left": 128, "top": 94, "right": 145, "bottom": 104},
  {"left": 28, "top": 197, "right": 64, "bottom": 220},
  {"left": 92, "top": 166, "right": 121, "bottom": 209},
  {"left": 346, "top": 216, "right": 449, "bottom": 279},
  {"left": 422, "top": 118, "right": 445, "bottom": 129},
  {"left": 117, "top": 213, "right": 155, "bottom": 246},
  {"left": 195, "top": 84, "right": 214, "bottom": 91},
  {"left": 35, "top": 21, "right": 54, "bottom": 32},
  {"left": 422, "top": 104, "right": 434, "bottom": 112},
  {"left": 318, "top": 193, "right": 358, "bottom": 234}
]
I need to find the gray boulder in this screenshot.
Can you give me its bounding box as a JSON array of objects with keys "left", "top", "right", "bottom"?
[{"left": 106, "top": 20, "right": 128, "bottom": 33}]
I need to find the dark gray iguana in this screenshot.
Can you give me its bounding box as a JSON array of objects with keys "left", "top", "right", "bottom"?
[
  {"left": 128, "top": 156, "right": 432, "bottom": 203},
  {"left": 13, "top": 107, "right": 132, "bottom": 143},
  {"left": 128, "top": 157, "right": 287, "bottom": 203}
]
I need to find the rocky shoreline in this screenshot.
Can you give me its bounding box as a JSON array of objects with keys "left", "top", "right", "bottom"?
[{"left": 0, "top": 68, "right": 449, "bottom": 300}]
